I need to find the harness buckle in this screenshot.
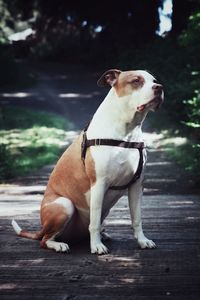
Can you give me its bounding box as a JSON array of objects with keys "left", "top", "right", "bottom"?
[{"left": 95, "top": 139, "right": 100, "bottom": 146}]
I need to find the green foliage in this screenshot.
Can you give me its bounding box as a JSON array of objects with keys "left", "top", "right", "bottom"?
[
  {"left": 0, "top": 127, "right": 66, "bottom": 180},
  {"left": 0, "top": 107, "right": 69, "bottom": 180},
  {"left": 183, "top": 90, "right": 200, "bottom": 134},
  {"left": 179, "top": 10, "right": 200, "bottom": 141},
  {"left": 179, "top": 11, "right": 200, "bottom": 47},
  {"left": 0, "top": 144, "right": 14, "bottom": 179},
  {"left": 0, "top": 0, "right": 13, "bottom": 44}
]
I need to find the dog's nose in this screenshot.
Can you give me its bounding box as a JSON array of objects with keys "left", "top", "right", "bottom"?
[{"left": 152, "top": 84, "right": 163, "bottom": 94}]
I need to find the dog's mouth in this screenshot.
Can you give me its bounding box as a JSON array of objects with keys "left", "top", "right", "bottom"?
[{"left": 137, "top": 96, "right": 164, "bottom": 112}]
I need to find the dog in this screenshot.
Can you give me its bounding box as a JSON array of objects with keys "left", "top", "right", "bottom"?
[{"left": 12, "top": 69, "right": 164, "bottom": 254}]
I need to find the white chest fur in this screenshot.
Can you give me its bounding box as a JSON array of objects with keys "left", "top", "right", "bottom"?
[{"left": 90, "top": 146, "right": 146, "bottom": 188}]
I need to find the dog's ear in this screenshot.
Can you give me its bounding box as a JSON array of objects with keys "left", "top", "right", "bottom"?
[{"left": 97, "top": 69, "right": 122, "bottom": 87}]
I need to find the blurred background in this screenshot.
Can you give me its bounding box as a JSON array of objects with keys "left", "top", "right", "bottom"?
[{"left": 0, "top": 0, "right": 199, "bottom": 187}]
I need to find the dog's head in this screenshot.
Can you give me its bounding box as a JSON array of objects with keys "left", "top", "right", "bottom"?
[{"left": 97, "top": 69, "right": 164, "bottom": 112}]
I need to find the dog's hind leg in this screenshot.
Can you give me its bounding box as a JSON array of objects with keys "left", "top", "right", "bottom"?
[
  {"left": 40, "top": 197, "right": 75, "bottom": 252},
  {"left": 41, "top": 235, "right": 70, "bottom": 253}
]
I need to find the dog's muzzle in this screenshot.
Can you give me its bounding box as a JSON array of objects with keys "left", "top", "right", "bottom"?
[
  {"left": 152, "top": 84, "right": 164, "bottom": 110},
  {"left": 137, "top": 95, "right": 164, "bottom": 112},
  {"left": 152, "top": 95, "right": 164, "bottom": 111}
]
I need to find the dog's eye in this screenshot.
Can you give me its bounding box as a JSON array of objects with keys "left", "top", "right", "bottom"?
[
  {"left": 153, "top": 79, "right": 158, "bottom": 83},
  {"left": 131, "top": 78, "right": 140, "bottom": 84}
]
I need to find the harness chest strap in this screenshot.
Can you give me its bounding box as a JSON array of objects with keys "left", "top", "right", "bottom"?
[{"left": 81, "top": 128, "right": 144, "bottom": 190}]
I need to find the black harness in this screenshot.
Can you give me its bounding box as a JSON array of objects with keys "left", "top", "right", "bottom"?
[{"left": 81, "top": 125, "right": 145, "bottom": 190}]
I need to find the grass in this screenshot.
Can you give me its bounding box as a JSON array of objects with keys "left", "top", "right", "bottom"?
[
  {"left": 0, "top": 106, "right": 71, "bottom": 180},
  {"left": 0, "top": 106, "right": 67, "bottom": 129}
]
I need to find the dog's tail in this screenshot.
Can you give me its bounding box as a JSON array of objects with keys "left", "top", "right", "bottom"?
[{"left": 11, "top": 219, "right": 44, "bottom": 240}]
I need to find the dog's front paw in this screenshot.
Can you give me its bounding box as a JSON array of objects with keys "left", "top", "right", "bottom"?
[
  {"left": 138, "top": 237, "right": 156, "bottom": 249},
  {"left": 91, "top": 242, "right": 109, "bottom": 255}
]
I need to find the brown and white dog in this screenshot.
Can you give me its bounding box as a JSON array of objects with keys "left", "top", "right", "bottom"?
[{"left": 12, "top": 69, "right": 164, "bottom": 254}]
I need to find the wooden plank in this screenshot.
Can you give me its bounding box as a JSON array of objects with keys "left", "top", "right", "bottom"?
[{"left": 0, "top": 184, "right": 200, "bottom": 299}]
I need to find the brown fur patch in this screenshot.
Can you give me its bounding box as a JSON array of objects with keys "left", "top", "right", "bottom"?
[
  {"left": 41, "top": 203, "right": 68, "bottom": 230},
  {"left": 115, "top": 71, "right": 145, "bottom": 97},
  {"left": 41, "top": 132, "right": 96, "bottom": 217}
]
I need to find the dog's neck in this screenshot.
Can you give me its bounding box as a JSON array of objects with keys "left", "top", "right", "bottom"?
[
  {"left": 87, "top": 88, "right": 148, "bottom": 142},
  {"left": 125, "top": 110, "right": 148, "bottom": 141}
]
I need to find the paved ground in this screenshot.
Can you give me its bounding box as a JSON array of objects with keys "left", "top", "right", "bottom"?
[{"left": 0, "top": 62, "right": 200, "bottom": 299}]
